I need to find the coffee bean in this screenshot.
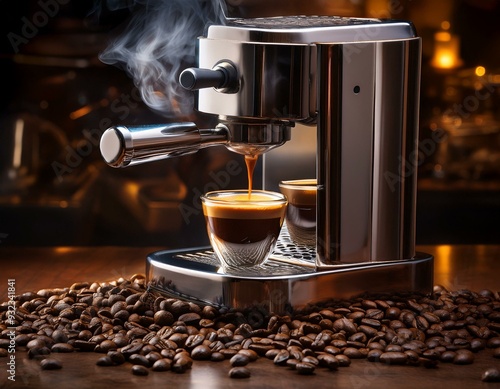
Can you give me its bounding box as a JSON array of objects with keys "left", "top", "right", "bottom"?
[
  {"left": 265, "top": 348, "right": 280, "bottom": 359},
  {"left": 271, "top": 349, "right": 288, "bottom": 365},
  {"left": 379, "top": 352, "right": 408, "bottom": 365},
  {"left": 230, "top": 353, "right": 250, "bottom": 367},
  {"left": 178, "top": 313, "right": 201, "bottom": 326},
  {"left": 482, "top": 367, "right": 500, "bottom": 382},
  {"left": 170, "top": 300, "right": 190, "bottom": 315},
  {"left": 453, "top": 349, "right": 474, "bottom": 365},
  {"left": 440, "top": 350, "right": 456, "bottom": 363},
  {"left": 343, "top": 347, "right": 365, "bottom": 359},
  {"left": 317, "top": 353, "right": 339, "bottom": 370},
  {"left": 185, "top": 334, "right": 205, "bottom": 349},
  {"left": 40, "top": 358, "right": 62, "bottom": 370},
  {"left": 404, "top": 350, "right": 420, "bottom": 365},
  {"left": 107, "top": 351, "right": 126, "bottom": 365},
  {"left": 129, "top": 353, "right": 150, "bottom": 367},
  {"left": 96, "top": 356, "right": 114, "bottom": 366},
  {"left": 74, "top": 340, "right": 97, "bottom": 352},
  {"left": 422, "top": 349, "right": 441, "bottom": 360},
  {"left": 131, "top": 365, "right": 149, "bottom": 376},
  {"left": 238, "top": 349, "right": 258, "bottom": 361},
  {"left": 248, "top": 343, "right": 273, "bottom": 356},
  {"left": 386, "top": 307, "right": 401, "bottom": 320},
  {"left": 191, "top": 345, "right": 211, "bottom": 360},
  {"left": 487, "top": 337, "right": 500, "bottom": 348},
  {"left": 302, "top": 356, "right": 319, "bottom": 366},
  {"left": 229, "top": 366, "right": 251, "bottom": 378},
  {"left": 335, "top": 354, "right": 351, "bottom": 367},
  {"left": 348, "top": 311, "right": 365, "bottom": 322},
  {"left": 209, "top": 352, "right": 225, "bottom": 362},
  {"left": 367, "top": 349, "right": 383, "bottom": 362},
  {"left": 28, "top": 346, "right": 51, "bottom": 359},
  {"left": 296, "top": 362, "right": 315, "bottom": 375},
  {"left": 27, "top": 338, "right": 46, "bottom": 349},
  {"left": 152, "top": 358, "right": 172, "bottom": 372},
  {"left": 422, "top": 312, "right": 440, "bottom": 324},
  {"left": 333, "top": 318, "right": 357, "bottom": 335},
  {"left": 99, "top": 340, "right": 118, "bottom": 353},
  {"left": 173, "top": 353, "right": 193, "bottom": 369},
  {"left": 51, "top": 343, "right": 74, "bottom": 353},
  {"left": 51, "top": 329, "right": 69, "bottom": 344},
  {"left": 10, "top": 274, "right": 500, "bottom": 382}
]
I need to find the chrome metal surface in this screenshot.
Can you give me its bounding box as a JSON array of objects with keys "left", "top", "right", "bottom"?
[
  {"left": 213, "top": 16, "right": 417, "bottom": 43},
  {"left": 315, "top": 37, "right": 421, "bottom": 266},
  {"left": 99, "top": 123, "right": 228, "bottom": 167},
  {"left": 198, "top": 39, "right": 315, "bottom": 121},
  {"left": 197, "top": 17, "right": 416, "bottom": 121},
  {"left": 222, "top": 120, "right": 292, "bottom": 156},
  {"left": 146, "top": 236, "right": 434, "bottom": 314}
]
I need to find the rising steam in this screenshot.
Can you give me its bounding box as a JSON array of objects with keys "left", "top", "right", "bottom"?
[{"left": 99, "top": 0, "right": 226, "bottom": 117}]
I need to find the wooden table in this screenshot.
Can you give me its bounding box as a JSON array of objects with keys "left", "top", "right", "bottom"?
[{"left": 1, "top": 245, "right": 499, "bottom": 388}]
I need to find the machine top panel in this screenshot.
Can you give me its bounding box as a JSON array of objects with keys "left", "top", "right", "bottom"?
[{"left": 207, "top": 16, "right": 417, "bottom": 44}]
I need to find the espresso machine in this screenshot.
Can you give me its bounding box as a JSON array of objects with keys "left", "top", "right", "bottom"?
[{"left": 99, "top": 13, "right": 433, "bottom": 314}]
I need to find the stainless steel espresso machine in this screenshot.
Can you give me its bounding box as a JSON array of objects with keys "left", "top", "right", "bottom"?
[{"left": 99, "top": 13, "right": 433, "bottom": 314}]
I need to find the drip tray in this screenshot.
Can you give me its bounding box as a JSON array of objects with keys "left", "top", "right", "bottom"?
[{"left": 147, "top": 231, "right": 434, "bottom": 315}]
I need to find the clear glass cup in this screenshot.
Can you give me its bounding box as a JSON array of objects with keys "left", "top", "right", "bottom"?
[
  {"left": 201, "top": 190, "right": 287, "bottom": 271},
  {"left": 279, "top": 179, "right": 317, "bottom": 246}
]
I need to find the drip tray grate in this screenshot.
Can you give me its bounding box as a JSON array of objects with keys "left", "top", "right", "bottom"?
[{"left": 169, "top": 224, "right": 317, "bottom": 276}]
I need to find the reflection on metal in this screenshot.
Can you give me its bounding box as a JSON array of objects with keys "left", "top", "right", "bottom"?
[{"left": 147, "top": 229, "right": 433, "bottom": 315}]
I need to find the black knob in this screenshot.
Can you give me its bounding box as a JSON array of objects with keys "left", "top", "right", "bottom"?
[
  {"left": 179, "top": 62, "right": 239, "bottom": 93},
  {"left": 179, "top": 68, "right": 225, "bottom": 90}
]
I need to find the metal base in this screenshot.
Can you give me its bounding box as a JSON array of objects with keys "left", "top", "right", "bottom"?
[{"left": 146, "top": 232, "right": 434, "bottom": 315}]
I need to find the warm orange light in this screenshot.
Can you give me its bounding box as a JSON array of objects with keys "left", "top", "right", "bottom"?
[
  {"left": 475, "top": 66, "right": 486, "bottom": 77},
  {"left": 436, "top": 244, "right": 452, "bottom": 274},
  {"left": 434, "top": 52, "right": 456, "bottom": 69},
  {"left": 441, "top": 21, "right": 451, "bottom": 30},
  {"left": 55, "top": 247, "right": 74, "bottom": 254},
  {"left": 435, "top": 31, "right": 451, "bottom": 42},
  {"left": 70, "top": 105, "right": 93, "bottom": 120},
  {"left": 431, "top": 30, "right": 462, "bottom": 69}
]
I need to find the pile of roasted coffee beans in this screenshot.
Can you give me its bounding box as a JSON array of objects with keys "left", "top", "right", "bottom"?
[{"left": 1, "top": 274, "right": 500, "bottom": 382}]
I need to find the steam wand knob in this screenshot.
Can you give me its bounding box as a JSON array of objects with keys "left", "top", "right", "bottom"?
[{"left": 179, "top": 61, "right": 239, "bottom": 93}]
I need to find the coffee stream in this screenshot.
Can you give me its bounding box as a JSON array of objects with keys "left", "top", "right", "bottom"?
[{"left": 244, "top": 155, "right": 258, "bottom": 199}]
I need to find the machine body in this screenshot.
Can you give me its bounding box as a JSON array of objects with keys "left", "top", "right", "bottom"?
[{"left": 100, "top": 15, "right": 433, "bottom": 311}]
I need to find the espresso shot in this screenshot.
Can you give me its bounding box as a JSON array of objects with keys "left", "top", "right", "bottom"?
[
  {"left": 201, "top": 190, "right": 287, "bottom": 271},
  {"left": 279, "top": 179, "right": 317, "bottom": 246}
]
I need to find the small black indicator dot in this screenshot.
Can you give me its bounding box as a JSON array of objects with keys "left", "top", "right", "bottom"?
[{"left": 353, "top": 85, "right": 360, "bottom": 94}]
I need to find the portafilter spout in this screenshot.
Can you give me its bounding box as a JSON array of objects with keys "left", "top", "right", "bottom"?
[
  {"left": 100, "top": 123, "right": 229, "bottom": 168},
  {"left": 100, "top": 120, "right": 292, "bottom": 168}
]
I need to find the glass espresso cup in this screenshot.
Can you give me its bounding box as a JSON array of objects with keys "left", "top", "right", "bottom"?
[
  {"left": 279, "top": 179, "right": 317, "bottom": 246},
  {"left": 201, "top": 190, "right": 287, "bottom": 271}
]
